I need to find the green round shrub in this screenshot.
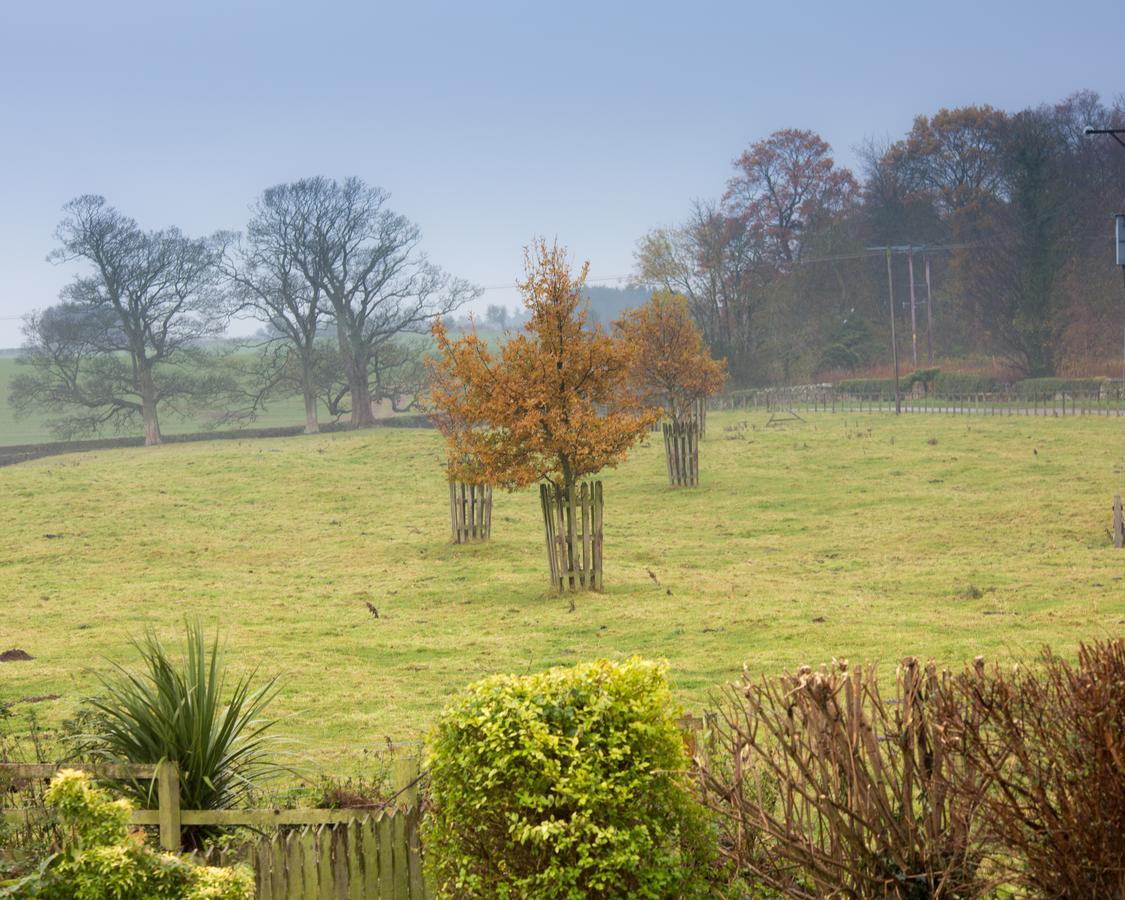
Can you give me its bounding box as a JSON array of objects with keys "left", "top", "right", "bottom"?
[{"left": 424, "top": 657, "right": 713, "bottom": 898}]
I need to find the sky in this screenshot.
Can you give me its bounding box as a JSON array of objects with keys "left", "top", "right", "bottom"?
[{"left": 0, "top": 0, "right": 1120, "bottom": 348}]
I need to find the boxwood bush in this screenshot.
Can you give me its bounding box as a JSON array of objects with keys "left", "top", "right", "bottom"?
[{"left": 424, "top": 658, "right": 713, "bottom": 898}]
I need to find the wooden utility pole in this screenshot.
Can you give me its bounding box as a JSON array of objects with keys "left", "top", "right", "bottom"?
[
  {"left": 907, "top": 246, "right": 918, "bottom": 368},
  {"left": 924, "top": 254, "right": 934, "bottom": 364},
  {"left": 886, "top": 248, "right": 901, "bottom": 414}
]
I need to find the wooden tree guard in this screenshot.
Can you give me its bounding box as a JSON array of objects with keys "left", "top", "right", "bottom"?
[
  {"left": 663, "top": 420, "right": 699, "bottom": 487},
  {"left": 687, "top": 396, "right": 707, "bottom": 437},
  {"left": 1114, "top": 495, "right": 1124, "bottom": 549},
  {"left": 449, "top": 481, "right": 492, "bottom": 543},
  {"left": 539, "top": 481, "right": 603, "bottom": 591}
]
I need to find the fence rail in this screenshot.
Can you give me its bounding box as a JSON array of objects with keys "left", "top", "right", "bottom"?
[{"left": 713, "top": 388, "right": 1125, "bottom": 417}]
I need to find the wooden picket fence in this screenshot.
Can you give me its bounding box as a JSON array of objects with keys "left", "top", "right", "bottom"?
[
  {"left": 662, "top": 421, "right": 699, "bottom": 487},
  {"left": 0, "top": 760, "right": 428, "bottom": 898},
  {"left": 248, "top": 810, "right": 427, "bottom": 899},
  {"left": 539, "top": 481, "right": 603, "bottom": 591},
  {"left": 448, "top": 480, "right": 491, "bottom": 543}
]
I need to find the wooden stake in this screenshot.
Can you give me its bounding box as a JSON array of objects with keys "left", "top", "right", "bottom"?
[{"left": 1114, "top": 495, "right": 1124, "bottom": 549}]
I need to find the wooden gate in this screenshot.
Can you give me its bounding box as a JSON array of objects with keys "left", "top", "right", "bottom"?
[
  {"left": 662, "top": 421, "right": 699, "bottom": 487},
  {"left": 448, "top": 481, "right": 492, "bottom": 543},
  {"left": 251, "top": 810, "right": 427, "bottom": 899},
  {"left": 539, "top": 481, "right": 603, "bottom": 592}
]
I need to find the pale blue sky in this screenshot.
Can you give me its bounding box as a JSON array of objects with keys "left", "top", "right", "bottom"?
[{"left": 0, "top": 0, "right": 1119, "bottom": 346}]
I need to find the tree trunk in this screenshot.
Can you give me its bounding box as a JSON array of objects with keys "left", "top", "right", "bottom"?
[
  {"left": 302, "top": 389, "right": 320, "bottom": 434},
  {"left": 299, "top": 352, "right": 320, "bottom": 434},
  {"left": 337, "top": 323, "right": 376, "bottom": 428},
  {"left": 139, "top": 366, "right": 162, "bottom": 446},
  {"left": 350, "top": 379, "right": 376, "bottom": 428}
]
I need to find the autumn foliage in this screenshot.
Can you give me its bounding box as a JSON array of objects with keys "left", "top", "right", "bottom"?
[
  {"left": 427, "top": 240, "right": 656, "bottom": 492},
  {"left": 615, "top": 291, "right": 726, "bottom": 425}
]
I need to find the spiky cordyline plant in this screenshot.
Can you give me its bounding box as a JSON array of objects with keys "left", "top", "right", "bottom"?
[{"left": 81, "top": 620, "right": 282, "bottom": 834}]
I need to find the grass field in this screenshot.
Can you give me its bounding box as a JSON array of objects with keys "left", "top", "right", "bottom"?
[{"left": 2, "top": 411, "right": 1123, "bottom": 773}]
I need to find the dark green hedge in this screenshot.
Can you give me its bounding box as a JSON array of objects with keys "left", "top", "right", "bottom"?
[
  {"left": 1012, "top": 377, "right": 1107, "bottom": 397},
  {"left": 933, "top": 372, "right": 1001, "bottom": 394},
  {"left": 837, "top": 378, "right": 900, "bottom": 398}
]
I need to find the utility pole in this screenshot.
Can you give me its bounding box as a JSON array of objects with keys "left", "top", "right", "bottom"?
[
  {"left": 924, "top": 253, "right": 934, "bottom": 364},
  {"left": 886, "top": 247, "right": 901, "bottom": 414},
  {"left": 907, "top": 245, "right": 918, "bottom": 368}
]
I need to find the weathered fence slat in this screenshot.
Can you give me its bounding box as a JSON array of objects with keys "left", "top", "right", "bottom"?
[
  {"left": 362, "top": 816, "right": 379, "bottom": 896},
  {"left": 317, "top": 825, "right": 333, "bottom": 900},
  {"left": 347, "top": 822, "right": 364, "bottom": 900},
  {"left": 302, "top": 829, "right": 319, "bottom": 898},
  {"left": 392, "top": 813, "right": 409, "bottom": 897},
  {"left": 378, "top": 814, "right": 395, "bottom": 898}
]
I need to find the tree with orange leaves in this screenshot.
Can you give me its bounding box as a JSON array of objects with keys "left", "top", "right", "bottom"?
[
  {"left": 615, "top": 291, "right": 727, "bottom": 426},
  {"left": 427, "top": 239, "right": 656, "bottom": 590}
]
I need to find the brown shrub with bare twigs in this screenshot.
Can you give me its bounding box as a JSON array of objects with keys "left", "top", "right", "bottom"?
[
  {"left": 696, "top": 658, "right": 996, "bottom": 899},
  {"left": 940, "top": 640, "right": 1125, "bottom": 899}
]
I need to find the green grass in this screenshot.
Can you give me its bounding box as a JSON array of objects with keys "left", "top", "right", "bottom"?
[{"left": 2, "top": 411, "right": 1123, "bottom": 773}]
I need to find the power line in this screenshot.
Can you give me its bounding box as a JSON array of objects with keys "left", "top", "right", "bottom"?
[{"left": 476, "top": 273, "right": 635, "bottom": 292}]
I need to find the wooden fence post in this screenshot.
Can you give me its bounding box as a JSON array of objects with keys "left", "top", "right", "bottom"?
[
  {"left": 1114, "top": 495, "right": 1124, "bottom": 549},
  {"left": 393, "top": 758, "right": 420, "bottom": 808},
  {"left": 157, "top": 760, "right": 181, "bottom": 853}
]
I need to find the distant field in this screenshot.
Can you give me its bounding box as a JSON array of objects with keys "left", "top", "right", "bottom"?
[
  {"left": 2, "top": 411, "right": 1122, "bottom": 774},
  {"left": 0, "top": 355, "right": 384, "bottom": 446}
]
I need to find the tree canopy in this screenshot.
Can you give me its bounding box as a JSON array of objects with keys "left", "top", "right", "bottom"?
[
  {"left": 427, "top": 240, "right": 656, "bottom": 491},
  {"left": 10, "top": 196, "right": 228, "bottom": 444},
  {"left": 615, "top": 291, "right": 727, "bottom": 424}
]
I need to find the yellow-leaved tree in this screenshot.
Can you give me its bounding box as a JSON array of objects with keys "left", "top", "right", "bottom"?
[{"left": 427, "top": 239, "right": 656, "bottom": 590}]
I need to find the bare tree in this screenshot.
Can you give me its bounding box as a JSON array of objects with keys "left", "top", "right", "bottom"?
[
  {"left": 10, "top": 196, "right": 227, "bottom": 444},
  {"left": 259, "top": 177, "right": 479, "bottom": 428},
  {"left": 484, "top": 304, "right": 509, "bottom": 330},
  {"left": 219, "top": 197, "right": 326, "bottom": 433},
  {"left": 635, "top": 201, "right": 763, "bottom": 384}
]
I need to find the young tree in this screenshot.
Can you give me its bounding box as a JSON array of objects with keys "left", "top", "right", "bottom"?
[
  {"left": 428, "top": 240, "right": 656, "bottom": 588},
  {"left": 257, "top": 177, "right": 479, "bottom": 428},
  {"left": 11, "top": 196, "right": 227, "bottom": 445},
  {"left": 615, "top": 291, "right": 726, "bottom": 424}
]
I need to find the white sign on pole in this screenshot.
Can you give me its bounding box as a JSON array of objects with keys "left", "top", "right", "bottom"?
[{"left": 1117, "top": 213, "right": 1125, "bottom": 267}]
